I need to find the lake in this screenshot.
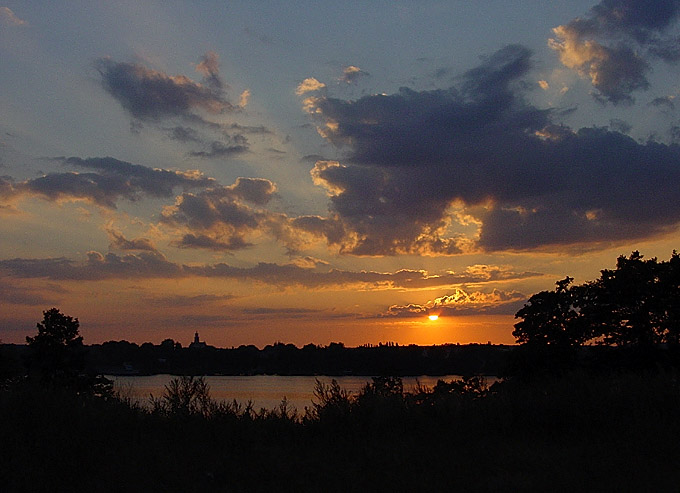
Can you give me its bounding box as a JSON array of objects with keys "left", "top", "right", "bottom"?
[{"left": 108, "top": 374, "right": 484, "bottom": 411}]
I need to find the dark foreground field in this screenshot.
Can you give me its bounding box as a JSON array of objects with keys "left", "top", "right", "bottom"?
[{"left": 1, "top": 371, "right": 680, "bottom": 492}]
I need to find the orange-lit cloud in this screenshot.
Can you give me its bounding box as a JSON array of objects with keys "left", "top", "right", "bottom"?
[
  {"left": 385, "top": 288, "right": 526, "bottom": 318},
  {"left": 340, "top": 65, "right": 369, "bottom": 84},
  {"left": 0, "top": 251, "right": 539, "bottom": 289},
  {"left": 0, "top": 7, "right": 26, "bottom": 26},
  {"left": 296, "top": 77, "right": 326, "bottom": 95},
  {"left": 549, "top": 0, "right": 680, "bottom": 104}
]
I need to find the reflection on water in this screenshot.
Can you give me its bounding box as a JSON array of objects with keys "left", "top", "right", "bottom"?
[{"left": 108, "top": 374, "right": 491, "bottom": 411}]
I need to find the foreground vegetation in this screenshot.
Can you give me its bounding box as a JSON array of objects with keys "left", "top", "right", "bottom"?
[{"left": 2, "top": 371, "right": 680, "bottom": 492}]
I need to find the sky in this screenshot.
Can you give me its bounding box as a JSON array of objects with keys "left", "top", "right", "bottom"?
[{"left": 2, "top": 0, "right": 680, "bottom": 348}]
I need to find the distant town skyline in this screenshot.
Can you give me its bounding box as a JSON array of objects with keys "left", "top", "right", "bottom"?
[{"left": 2, "top": 1, "right": 680, "bottom": 348}]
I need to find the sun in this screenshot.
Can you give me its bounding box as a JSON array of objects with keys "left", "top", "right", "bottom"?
[{"left": 428, "top": 315, "right": 439, "bottom": 321}]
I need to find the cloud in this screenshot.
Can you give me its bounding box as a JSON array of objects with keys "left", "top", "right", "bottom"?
[
  {"left": 0, "top": 175, "right": 19, "bottom": 202},
  {"left": 340, "top": 66, "right": 369, "bottom": 85},
  {"left": 549, "top": 24, "right": 649, "bottom": 104},
  {"left": 650, "top": 95, "right": 676, "bottom": 111},
  {"left": 165, "top": 126, "right": 202, "bottom": 143},
  {"left": 2, "top": 156, "right": 215, "bottom": 209},
  {"left": 65, "top": 156, "right": 214, "bottom": 194},
  {"left": 384, "top": 288, "right": 527, "bottom": 318},
  {"left": 550, "top": 0, "right": 680, "bottom": 103},
  {"left": 160, "top": 177, "right": 282, "bottom": 251},
  {"left": 175, "top": 233, "right": 252, "bottom": 251},
  {"left": 95, "top": 53, "right": 265, "bottom": 158},
  {"left": 225, "top": 123, "right": 272, "bottom": 135},
  {"left": 0, "top": 252, "right": 539, "bottom": 289},
  {"left": 239, "top": 89, "right": 251, "bottom": 108},
  {"left": 608, "top": 118, "right": 632, "bottom": 134},
  {"left": 296, "top": 78, "right": 326, "bottom": 95},
  {"left": 0, "top": 282, "right": 53, "bottom": 306},
  {"left": 0, "top": 251, "right": 181, "bottom": 281},
  {"left": 242, "top": 307, "right": 322, "bottom": 318},
  {"left": 188, "top": 139, "right": 249, "bottom": 158},
  {"left": 301, "top": 44, "right": 680, "bottom": 253},
  {"left": 0, "top": 7, "right": 26, "bottom": 26},
  {"left": 143, "top": 293, "right": 236, "bottom": 307},
  {"left": 95, "top": 54, "right": 234, "bottom": 122},
  {"left": 186, "top": 262, "right": 539, "bottom": 290},
  {"left": 194, "top": 51, "right": 223, "bottom": 90},
  {"left": 107, "top": 229, "right": 158, "bottom": 252}
]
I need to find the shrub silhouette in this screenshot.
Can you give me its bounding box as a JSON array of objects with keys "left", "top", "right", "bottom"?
[
  {"left": 306, "top": 378, "right": 353, "bottom": 424},
  {"left": 151, "top": 375, "right": 216, "bottom": 417}
]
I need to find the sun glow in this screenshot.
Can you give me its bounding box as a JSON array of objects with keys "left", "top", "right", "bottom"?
[{"left": 428, "top": 315, "right": 439, "bottom": 321}]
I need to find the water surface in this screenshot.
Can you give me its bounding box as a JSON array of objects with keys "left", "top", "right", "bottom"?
[{"left": 109, "top": 374, "right": 486, "bottom": 411}]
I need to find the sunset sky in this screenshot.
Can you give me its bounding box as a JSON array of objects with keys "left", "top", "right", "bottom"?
[{"left": 2, "top": 0, "right": 680, "bottom": 348}]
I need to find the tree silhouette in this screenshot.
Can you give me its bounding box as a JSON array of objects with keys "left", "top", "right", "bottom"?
[
  {"left": 513, "top": 277, "right": 590, "bottom": 347},
  {"left": 513, "top": 252, "right": 680, "bottom": 370},
  {"left": 584, "top": 252, "right": 664, "bottom": 346},
  {"left": 659, "top": 252, "right": 680, "bottom": 345},
  {"left": 26, "top": 308, "right": 84, "bottom": 385}
]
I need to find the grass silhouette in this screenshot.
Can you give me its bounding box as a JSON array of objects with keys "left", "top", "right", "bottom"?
[{"left": 2, "top": 371, "right": 680, "bottom": 491}]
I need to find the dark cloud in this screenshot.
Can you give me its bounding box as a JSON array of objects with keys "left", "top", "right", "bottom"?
[
  {"left": 143, "top": 293, "right": 236, "bottom": 307},
  {"left": 230, "top": 177, "right": 278, "bottom": 205},
  {"left": 0, "top": 252, "right": 539, "bottom": 289},
  {"left": 0, "top": 282, "right": 53, "bottom": 306},
  {"left": 433, "top": 67, "right": 453, "bottom": 80},
  {"left": 6, "top": 157, "right": 214, "bottom": 209},
  {"left": 384, "top": 288, "right": 527, "bottom": 318},
  {"left": 95, "top": 54, "right": 258, "bottom": 158},
  {"left": 608, "top": 118, "right": 632, "bottom": 134},
  {"left": 301, "top": 154, "right": 326, "bottom": 163},
  {"left": 550, "top": 0, "right": 680, "bottom": 103},
  {"left": 175, "top": 233, "right": 252, "bottom": 251},
  {"left": 671, "top": 124, "right": 680, "bottom": 142},
  {"left": 303, "top": 45, "right": 680, "bottom": 253},
  {"left": 183, "top": 262, "right": 540, "bottom": 289},
  {"left": 225, "top": 123, "right": 272, "bottom": 135},
  {"left": 95, "top": 54, "right": 234, "bottom": 122},
  {"left": 65, "top": 156, "right": 214, "bottom": 195},
  {"left": 166, "top": 126, "right": 202, "bottom": 143},
  {"left": 650, "top": 96, "right": 676, "bottom": 111},
  {"left": 161, "top": 178, "right": 281, "bottom": 251},
  {"left": 107, "top": 229, "right": 158, "bottom": 252},
  {"left": 188, "top": 139, "right": 249, "bottom": 158},
  {"left": 242, "top": 307, "right": 322, "bottom": 318},
  {"left": 0, "top": 251, "right": 181, "bottom": 281}
]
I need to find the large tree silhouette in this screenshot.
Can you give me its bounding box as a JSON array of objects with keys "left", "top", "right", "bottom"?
[
  {"left": 26, "top": 308, "right": 84, "bottom": 385},
  {"left": 514, "top": 251, "right": 680, "bottom": 350}
]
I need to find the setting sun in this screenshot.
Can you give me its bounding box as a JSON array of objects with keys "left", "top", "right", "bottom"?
[{"left": 428, "top": 315, "right": 439, "bottom": 321}]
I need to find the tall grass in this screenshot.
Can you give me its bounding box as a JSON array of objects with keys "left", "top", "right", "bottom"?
[{"left": 2, "top": 371, "right": 680, "bottom": 491}]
